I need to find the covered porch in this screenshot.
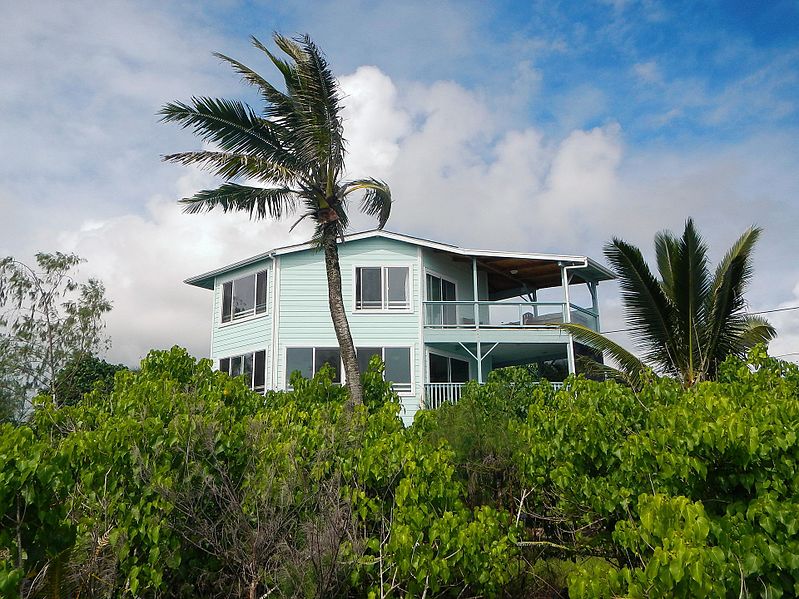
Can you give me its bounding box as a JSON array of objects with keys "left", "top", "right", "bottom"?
[{"left": 422, "top": 341, "right": 578, "bottom": 409}]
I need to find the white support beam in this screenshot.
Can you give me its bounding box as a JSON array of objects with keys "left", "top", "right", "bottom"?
[{"left": 560, "top": 263, "right": 576, "bottom": 375}]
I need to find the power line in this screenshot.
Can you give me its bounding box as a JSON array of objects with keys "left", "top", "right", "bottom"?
[{"left": 600, "top": 305, "right": 799, "bottom": 335}]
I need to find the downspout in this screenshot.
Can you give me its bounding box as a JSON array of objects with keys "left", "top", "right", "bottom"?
[
  {"left": 560, "top": 258, "right": 589, "bottom": 376},
  {"left": 268, "top": 252, "right": 279, "bottom": 390}
]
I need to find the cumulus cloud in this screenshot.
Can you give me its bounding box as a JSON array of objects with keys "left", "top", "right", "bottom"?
[{"left": 56, "top": 169, "right": 307, "bottom": 365}]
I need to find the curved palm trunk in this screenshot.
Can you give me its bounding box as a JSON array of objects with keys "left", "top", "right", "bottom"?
[{"left": 322, "top": 237, "right": 363, "bottom": 408}]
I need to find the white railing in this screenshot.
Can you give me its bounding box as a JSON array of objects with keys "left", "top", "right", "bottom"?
[
  {"left": 422, "top": 301, "right": 598, "bottom": 331},
  {"left": 423, "top": 381, "right": 564, "bottom": 410},
  {"left": 424, "top": 382, "right": 466, "bottom": 409}
]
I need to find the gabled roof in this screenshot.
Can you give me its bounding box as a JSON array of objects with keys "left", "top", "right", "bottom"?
[{"left": 185, "top": 229, "right": 616, "bottom": 290}]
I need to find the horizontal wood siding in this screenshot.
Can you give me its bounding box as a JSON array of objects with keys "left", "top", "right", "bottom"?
[
  {"left": 277, "top": 237, "right": 422, "bottom": 422},
  {"left": 211, "top": 260, "right": 273, "bottom": 371}
]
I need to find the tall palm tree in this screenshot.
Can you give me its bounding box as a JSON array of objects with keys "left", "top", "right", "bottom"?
[
  {"left": 564, "top": 219, "right": 776, "bottom": 387},
  {"left": 159, "top": 34, "right": 391, "bottom": 407}
]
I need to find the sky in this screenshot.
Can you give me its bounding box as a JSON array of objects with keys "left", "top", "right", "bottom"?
[{"left": 1, "top": 0, "right": 798, "bottom": 366}]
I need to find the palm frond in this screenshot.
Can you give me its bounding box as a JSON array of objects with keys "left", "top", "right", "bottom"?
[
  {"left": 604, "top": 239, "right": 680, "bottom": 374},
  {"left": 701, "top": 226, "right": 762, "bottom": 371},
  {"left": 575, "top": 355, "right": 634, "bottom": 386},
  {"left": 180, "top": 184, "right": 298, "bottom": 219},
  {"left": 737, "top": 314, "right": 777, "bottom": 348},
  {"left": 343, "top": 178, "right": 392, "bottom": 229},
  {"left": 561, "top": 323, "right": 648, "bottom": 388},
  {"left": 654, "top": 229, "right": 680, "bottom": 300},
  {"left": 162, "top": 151, "right": 296, "bottom": 184},
  {"left": 158, "top": 98, "right": 300, "bottom": 172},
  {"left": 671, "top": 218, "right": 710, "bottom": 379}
]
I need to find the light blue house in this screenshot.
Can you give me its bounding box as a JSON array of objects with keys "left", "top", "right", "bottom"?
[{"left": 186, "top": 230, "right": 615, "bottom": 423}]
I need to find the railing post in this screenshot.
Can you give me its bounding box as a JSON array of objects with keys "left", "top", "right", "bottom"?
[
  {"left": 560, "top": 263, "right": 576, "bottom": 375},
  {"left": 472, "top": 257, "right": 480, "bottom": 329}
]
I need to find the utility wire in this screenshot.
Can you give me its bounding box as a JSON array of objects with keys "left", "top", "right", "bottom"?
[{"left": 600, "top": 304, "right": 799, "bottom": 335}]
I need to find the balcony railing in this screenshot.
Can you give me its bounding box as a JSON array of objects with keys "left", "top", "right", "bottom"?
[
  {"left": 424, "top": 381, "right": 564, "bottom": 409},
  {"left": 423, "top": 301, "right": 598, "bottom": 330}
]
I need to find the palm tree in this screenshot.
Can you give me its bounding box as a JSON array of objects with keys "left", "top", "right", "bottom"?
[
  {"left": 564, "top": 219, "right": 776, "bottom": 387},
  {"left": 159, "top": 34, "right": 391, "bottom": 407}
]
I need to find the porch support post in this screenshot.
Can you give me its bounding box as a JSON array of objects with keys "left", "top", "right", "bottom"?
[
  {"left": 472, "top": 257, "right": 480, "bottom": 329},
  {"left": 477, "top": 341, "right": 483, "bottom": 384},
  {"left": 560, "top": 263, "right": 576, "bottom": 375},
  {"left": 589, "top": 281, "right": 600, "bottom": 331}
]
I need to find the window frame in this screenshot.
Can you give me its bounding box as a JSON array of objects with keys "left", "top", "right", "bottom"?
[
  {"left": 219, "top": 349, "right": 268, "bottom": 393},
  {"left": 427, "top": 349, "right": 471, "bottom": 384},
  {"left": 284, "top": 346, "right": 342, "bottom": 387},
  {"left": 424, "top": 269, "right": 459, "bottom": 326},
  {"left": 285, "top": 345, "right": 414, "bottom": 395},
  {"left": 353, "top": 265, "right": 412, "bottom": 313},
  {"left": 356, "top": 345, "right": 414, "bottom": 395},
  {"left": 219, "top": 269, "right": 268, "bottom": 325}
]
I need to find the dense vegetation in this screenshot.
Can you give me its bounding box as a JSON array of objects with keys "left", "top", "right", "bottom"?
[{"left": 1, "top": 346, "right": 797, "bottom": 597}]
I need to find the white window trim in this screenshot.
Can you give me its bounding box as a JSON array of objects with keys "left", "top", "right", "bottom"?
[
  {"left": 219, "top": 349, "right": 268, "bottom": 393},
  {"left": 352, "top": 264, "right": 414, "bottom": 314},
  {"left": 426, "top": 348, "right": 472, "bottom": 383},
  {"left": 283, "top": 344, "right": 415, "bottom": 396},
  {"left": 219, "top": 269, "right": 269, "bottom": 326},
  {"left": 423, "top": 269, "right": 459, "bottom": 301},
  {"left": 424, "top": 269, "right": 460, "bottom": 327}
]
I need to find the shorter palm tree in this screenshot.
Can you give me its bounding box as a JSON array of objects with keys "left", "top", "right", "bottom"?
[{"left": 564, "top": 219, "right": 776, "bottom": 387}]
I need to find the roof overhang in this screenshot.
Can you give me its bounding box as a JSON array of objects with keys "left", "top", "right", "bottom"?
[{"left": 184, "top": 229, "right": 616, "bottom": 290}]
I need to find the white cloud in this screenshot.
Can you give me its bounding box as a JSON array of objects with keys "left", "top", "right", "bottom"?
[{"left": 56, "top": 169, "right": 308, "bottom": 366}]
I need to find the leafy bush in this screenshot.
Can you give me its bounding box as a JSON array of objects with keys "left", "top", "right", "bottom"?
[{"left": 1, "top": 345, "right": 797, "bottom": 598}]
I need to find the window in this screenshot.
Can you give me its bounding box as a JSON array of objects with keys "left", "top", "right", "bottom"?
[
  {"left": 429, "top": 353, "right": 469, "bottom": 383},
  {"left": 357, "top": 346, "right": 412, "bottom": 394},
  {"left": 426, "top": 273, "right": 457, "bottom": 325},
  {"left": 285, "top": 346, "right": 413, "bottom": 393},
  {"left": 286, "top": 347, "right": 341, "bottom": 384},
  {"left": 219, "top": 350, "right": 267, "bottom": 392},
  {"left": 355, "top": 266, "right": 410, "bottom": 311},
  {"left": 221, "top": 270, "right": 268, "bottom": 323}
]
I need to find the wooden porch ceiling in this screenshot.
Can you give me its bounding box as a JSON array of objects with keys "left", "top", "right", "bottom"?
[{"left": 450, "top": 254, "right": 592, "bottom": 291}]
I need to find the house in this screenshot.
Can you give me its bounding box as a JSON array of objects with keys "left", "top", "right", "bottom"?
[{"left": 185, "top": 230, "right": 615, "bottom": 424}]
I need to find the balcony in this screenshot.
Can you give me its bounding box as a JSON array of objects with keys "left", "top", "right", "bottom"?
[
  {"left": 423, "top": 381, "right": 564, "bottom": 409},
  {"left": 423, "top": 301, "right": 599, "bottom": 331}
]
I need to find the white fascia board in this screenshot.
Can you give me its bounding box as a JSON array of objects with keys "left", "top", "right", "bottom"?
[{"left": 186, "top": 229, "right": 615, "bottom": 288}]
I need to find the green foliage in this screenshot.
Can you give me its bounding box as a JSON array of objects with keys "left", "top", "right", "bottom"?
[
  {"left": 565, "top": 219, "right": 776, "bottom": 387},
  {"left": 0, "top": 252, "right": 112, "bottom": 420},
  {"left": 50, "top": 354, "right": 125, "bottom": 406},
  {"left": 2, "top": 345, "right": 797, "bottom": 597}
]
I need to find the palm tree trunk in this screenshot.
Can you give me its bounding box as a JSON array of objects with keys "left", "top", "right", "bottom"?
[{"left": 322, "top": 237, "right": 363, "bottom": 408}]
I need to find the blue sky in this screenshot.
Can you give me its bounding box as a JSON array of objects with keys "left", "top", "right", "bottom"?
[{"left": 1, "top": 0, "right": 797, "bottom": 364}]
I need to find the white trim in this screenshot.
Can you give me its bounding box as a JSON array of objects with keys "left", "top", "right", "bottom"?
[
  {"left": 270, "top": 255, "right": 280, "bottom": 391},
  {"left": 186, "top": 230, "right": 615, "bottom": 287},
  {"left": 416, "top": 246, "right": 425, "bottom": 411},
  {"left": 218, "top": 311, "right": 268, "bottom": 328},
  {"left": 219, "top": 268, "right": 269, "bottom": 325},
  {"left": 282, "top": 344, "right": 415, "bottom": 396},
  {"left": 426, "top": 347, "right": 473, "bottom": 383},
  {"left": 218, "top": 348, "right": 268, "bottom": 393},
  {"left": 351, "top": 264, "right": 414, "bottom": 313}
]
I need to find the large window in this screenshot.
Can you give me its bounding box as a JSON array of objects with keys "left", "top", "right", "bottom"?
[
  {"left": 426, "top": 273, "right": 457, "bottom": 325},
  {"left": 285, "top": 346, "right": 413, "bottom": 394},
  {"left": 429, "top": 353, "right": 469, "bottom": 383},
  {"left": 221, "top": 270, "right": 267, "bottom": 323},
  {"left": 355, "top": 266, "right": 410, "bottom": 311},
  {"left": 357, "top": 346, "right": 412, "bottom": 394},
  {"left": 219, "top": 350, "right": 267, "bottom": 392},
  {"left": 286, "top": 347, "right": 341, "bottom": 384}
]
